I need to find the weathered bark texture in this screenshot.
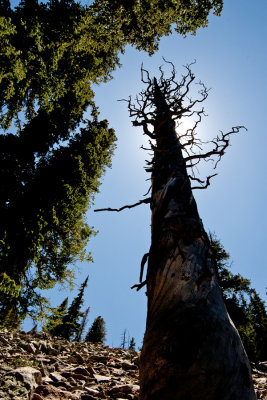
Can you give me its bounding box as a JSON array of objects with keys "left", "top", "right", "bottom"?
[{"left": 139, "top": 81, "right": 256, "bottom": 400}]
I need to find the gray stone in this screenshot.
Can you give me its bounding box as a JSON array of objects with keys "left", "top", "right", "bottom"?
[
  {"left": 5, "top": 366, "right": 42, "bottom": 398},
  {"left": 0, "top": 374, "right": 30, "bottom": 400},
  {"left": 94, "top": 373, "right": 111, "bottom": 382}
]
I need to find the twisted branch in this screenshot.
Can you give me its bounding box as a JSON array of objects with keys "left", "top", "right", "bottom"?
[
  {"left": 125, "top": 61, "right": 246, "bottom": 190},
  {"left": 94, "top": 197, "right": 151, "bottom": 212}
]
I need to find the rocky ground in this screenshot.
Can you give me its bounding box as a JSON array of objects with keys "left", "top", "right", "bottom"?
[
  {"left": 0, "top": 329, "right": 139, "bottom": 400},
  {"left": 0, "top": 329, "right": 266, "bottom": 400}
]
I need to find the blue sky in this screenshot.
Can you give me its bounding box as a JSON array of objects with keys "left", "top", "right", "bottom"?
[{"left": 23, "top": 0, "right": 267, "bottom": 348}]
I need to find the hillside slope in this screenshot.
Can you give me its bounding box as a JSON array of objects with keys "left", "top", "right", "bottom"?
[
  {"left": 0, "top": 329, "right": 266, "bottom": 399},
  {"left": 0, "top": 329, "right": 139, "bottom": 400}
]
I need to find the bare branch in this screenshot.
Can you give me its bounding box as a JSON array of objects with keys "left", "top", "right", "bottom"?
[
  {"left": 184, "top": 126, "right": 247, "bottom": 169},
  {"left": 94, "top": 198, "right": 151, "bottom": 213},
  {"left": 122, "top": 61, "right": 246, "bottom": 193},
  {"left": 143, "top": 185, "right": 152, "bottom": 196},
  {"left": 131, "top": 280, "right": 147, "bottom": 291},
  {"left": 190, "top": 174, "right": 218, "bottom": 189},
  {"left": 140, "top": 145, "right": 152, "bottom": 151},
  {"left": 139, "top": 252, "right": 149, "bottom": 282}
]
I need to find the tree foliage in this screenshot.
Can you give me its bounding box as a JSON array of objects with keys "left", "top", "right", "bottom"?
[
  {"left": 0, "top": 0, "right": 223, "bottom": 326},
  {"left": 211, "top": 235, "right": 267, "bottom": 362},
  {"left": 129, "top": 337, "right": 136, "bottom": 351},
  {"left": 93, "top": 0, "right": 223, "bottom": 55},
  {"left": 44, "top": 297, "right": 69, "bottom": 336},
  {"left": 44, "top": 276, "right": 89, "bottom": 340},
  {"left": 75, "top": 306, "right": 90, "bottom": 342},
  {"left": 85, "top": 315, "right": 106, "bottom": 344},
  {"left": 0, "top": 112, "right": 116, "bottom": 326}
]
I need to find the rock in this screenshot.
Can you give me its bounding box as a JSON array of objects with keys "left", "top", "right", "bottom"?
[
  {"left": 90, "top": 355, "right": 110, "bottom": 363},
  {"left": 2, "top": 328, "right": 265, "bottom": 400},
  {"left": 94, "top": 373, "right": 112, "bottom": 383},
  {"left": 0, "top": 329, "right": 140, "bottom": 400},
  {"left": 0, "top": 335, "right": 9, "bottom": 345},
  {"left": 0, "top": 374, "right": 30, "bottom": 400},
  {"left": 73, "top": 351, "right": 86, "bottom": 364},
  {"left": 21, "top": 342, "right": 36, "bottom": 354},
  {"left": 0, "top": 365, "right": 41, "bottom": 399},
  {"left": 120, "top": 361, "right": 137, "bottom": 371},
  {"left": 80, "top": 395, "right": 98, "bottom": 400},
  {"left": 84, "top": 387, "right": 100, "bottom": 396},
  {"left": 108, "top": 384, "right": 134, "bottom": 394},
  {"left": 32, "top": 394, "right": 45, "bottom": 400},
  {"left": 50, "top": 371, "right": 67, "bottom": 382},
  {"left": 34, "top": 384, "right": 80, "bottom": 400},
  {"left": 72, "top": 366, "right": 94, "bottom": 377}
]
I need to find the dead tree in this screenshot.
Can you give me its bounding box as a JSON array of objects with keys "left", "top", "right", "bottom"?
[{"left": 124, "top": 62, "right": 256, "bottom": 399}]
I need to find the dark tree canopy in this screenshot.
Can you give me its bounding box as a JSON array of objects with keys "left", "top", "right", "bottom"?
[
  {"left": 211, "top": 235, "right": 267, "bottom": 362},
  {"left": 85, "top": 315, "right": 106, "bottom": 344},
  {"left": 0, "top": 113, "right": 116, "bottom": 327},
  {"left": 0, "top": 0, "right": 223, "bottom": 327},
  {"left": 129, "top": 337, "right": 136, "bottom": 351},
  {"left": 44, "top": 276, "right": 89, "bottom": 340},
  {"left": 44, "top": 297, "right": 69, "bottom": 336}
]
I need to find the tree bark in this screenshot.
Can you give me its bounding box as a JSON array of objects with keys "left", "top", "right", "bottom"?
[{"left": 139, "top": 81, "right": 256, "bottom": 400}]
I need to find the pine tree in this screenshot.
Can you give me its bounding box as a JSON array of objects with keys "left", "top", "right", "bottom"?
[
  {"left": 44, "top": 276, "right": 89, "bottom": 340},
  {"left": 0, "top": 0, "right": 223, "bottom": 326},
  {"left": 211, "top": 234, "right": 267, "bottom": 362},
  {"left": 44, "top": 297, "right": 68, "bottom": 337},
  {"left": 74, "top": 306, "right": 90, "bottom": 342},
  {"left": 57, "top": 276, "right": 89, "bottom": 340},
  {"left": 129, "top": 337, "right": 136, "bottom": 351},
  {"left": 85, "top": 316, "right": 106, "bottom": 344},
  {"left": 243, "top": 290, "right": 267, "bottom": 361}
]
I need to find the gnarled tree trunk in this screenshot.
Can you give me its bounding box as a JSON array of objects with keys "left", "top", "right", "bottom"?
[{"left": 139, "top": 80, "right": 255, "bottom": 399}]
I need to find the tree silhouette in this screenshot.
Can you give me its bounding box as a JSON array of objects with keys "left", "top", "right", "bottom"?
[
  {"left": 129, "top": 337, "right": 136, "bottom": 351},
  {"left": 0, "top": 0, "right": 223, "bottom": 327},
  {"left": 211, "top": 234, "right": 267, "bottom": 362},
  {"left": 44, "top": 297, "right": 69, "bottom": 337},
  {"left": 85, "top": 316, "right": 106, "bottom": 344},
  {"left": 58, "top": 276, "right": 89, "bottom": 341},
  {"left": 75, "top": 306, "right": 90, "bottom": 342},
  {"left": 44, "top": 276, "right": 89, "bottom": 340},
  {"left": 130, "top": 62, "right": 255, "bottom": 399},
  {"left": 99, "top": 62, "right": 256, "bottom": 399}
]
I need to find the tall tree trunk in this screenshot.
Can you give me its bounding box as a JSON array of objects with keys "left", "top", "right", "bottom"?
[{"left": 139, "top": 81, "right": 256, "bottom": 400}]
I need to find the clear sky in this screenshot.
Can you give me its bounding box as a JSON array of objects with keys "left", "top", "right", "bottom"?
[{"left": 23, "top": 0, "right": 267, "bottom": 348}]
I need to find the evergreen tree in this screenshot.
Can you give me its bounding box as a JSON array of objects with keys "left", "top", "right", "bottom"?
[
  {"left": 0, "top": 109, "right": 116, "bottom": 326},
  {"left": 129, "top": 337, "right": 136, "bottom": 351},
  {"left": 74, "top": 306, "right": 90, "bottom": 342},
  {"left": 43, "top": 297, "right": 68, "bottom": 336},
  {"left": 59, "top": 276, "right": 89, "bottom": 340},
  {"left": 241, "top": 290, "right": 267, "bottom": 362},
  {"left": 0, "top": 0, "right": 223, "bottom": 326},
  {"left": 85, "top": 316, "right": 106, "bottom": 344},
  {"left": 211, "top": 234, "right": 267, "bottom": 362},
  {"left": 44, "top": 276, "right": 89, "bottom": 340}
]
